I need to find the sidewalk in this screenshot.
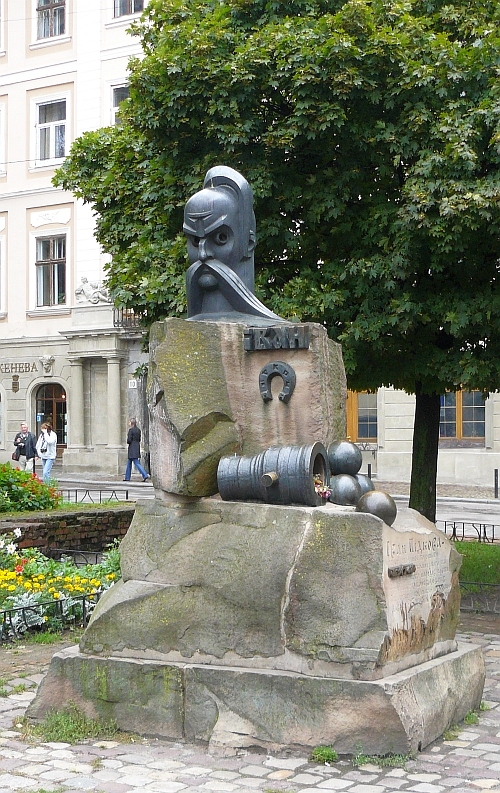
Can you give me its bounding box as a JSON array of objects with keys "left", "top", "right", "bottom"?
[{"left": 1, "top": 622, "right": 500, "bottom": 793}]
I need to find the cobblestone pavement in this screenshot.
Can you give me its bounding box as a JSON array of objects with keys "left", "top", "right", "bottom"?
[{"left": 1, "top": 625, "right": 500, "bottom": 793}]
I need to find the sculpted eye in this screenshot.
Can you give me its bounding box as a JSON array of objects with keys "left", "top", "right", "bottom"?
[{"left": 214, "top": 230, "right": 228, "bottom": 245}]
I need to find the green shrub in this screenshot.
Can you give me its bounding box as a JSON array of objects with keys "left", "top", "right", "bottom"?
[
  {"left": 0, "top": 464, "right": 61, "bottom": 512},
  {"left": 310, "top": 746, "right": 338, "bottom": 764}
]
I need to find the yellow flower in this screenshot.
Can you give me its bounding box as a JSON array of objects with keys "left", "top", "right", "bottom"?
[
  {"left": 53, "top": 592, "right": 61, "bottom": 599},
  {"left": 8, "top": 585, "right": 16, "bottom": 591}
]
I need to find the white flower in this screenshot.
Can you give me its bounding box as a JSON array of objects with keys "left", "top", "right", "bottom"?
[
  {"left": 13, "top": 528, "right": 22, "bottom": 538},
  {"left": 6, "top": 543, "right": 17, "bottom": 554},
  {"left": 0, "top": 539, "right": 5, "bottom": 549}
]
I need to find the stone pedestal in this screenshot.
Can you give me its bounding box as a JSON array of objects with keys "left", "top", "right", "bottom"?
[
  {"left": 147, "top": 319, "right": 346, "bottom": 496},
  {"left": 28, "top": 500, "right": 485, "bottom": 754}
]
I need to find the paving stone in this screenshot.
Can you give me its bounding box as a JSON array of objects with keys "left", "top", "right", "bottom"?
[
  {"left": 38, "top": 770, "right": 78, "bottom": 782},
  {"left": 266, "top": 770, "right": 294, "bottom": 780},
  {"left": 408, "top": 775, "right": 443, "bottom": 782},
  {"left": 143, "top": 783, "right": 188, "bottom": 793},
  {"left": 381, "top": 779, "right": 409, "bottom": 789},
  {"left": 291, "top": 773, "right": 326, "bottom": 784},
  {"left": 181, "top": 768, "right": 216, "bottom": 778},
  {"left": 117, "top": 774, "right": 154, "bottom": 787},
  {"left": 103, "top": 760, "right": 126, "bottom": 769},
  {"left": 343, "top": 785, "right": 387, "bottom": 793},
  {"left": 407, "top": 785, "right": 445, "bottom": 793},
  {"left": 200, "top": 783, "right": 240, "bottom": 792},
  {"left": 0, "top": 775, "right": 39, "bottom": 789},
  {"left": 210, "top": 772, "right": 241, "bottom": 781},
  {"left": 316, "top": 780, "right": 355, "bottom": 789},
  {"left": 470, "top": 781, "right": 500, "bottom": 789},
  {"left": 264, "top": 758, "right": 309, "bottom": 771},
  {"left": 483, "top": 754, "right": 500, "bottom": 762},
  {"left": 439, "top": 780, "right": 470, "bottom": 788},
  {"left": 343, "top": 773, "right": 380, "bottom": 783},
  {"left": 67, "top": 776, "right": 100, "bottom": 789},
  {"left": 239, "top": 767, "right": 269, "bottom": 778},
  {"left": 385, "top": 770, "right": 407, "bottom": 778},
  {"left": 234, "top": 779, "right": 263, "bottom": 789}
]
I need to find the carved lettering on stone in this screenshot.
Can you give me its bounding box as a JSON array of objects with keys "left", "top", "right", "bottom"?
[{"left": 244, "top": 325, "right": 310, "bottom": 351}]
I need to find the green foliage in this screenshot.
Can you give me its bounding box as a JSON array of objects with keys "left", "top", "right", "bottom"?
[
  {"left": 55, "top": 0, "right": 500, "bottom": 393},
  {"left": 464, "top": 710, "right": 480, "bottom": 725},
  {"left": 0, "top": 464, "right": 61, "bottom": 513},
  {"left": 352, "top": 751, "right": 410, "bottom": 768},
  {"left": 54, "top": 0, "right": 500, "bottom": 514},
  {"left": 310, "top": 745, "right": 338, "bottom": 764},
  {"left": 21, "top": 702, "right": 118, "bottom": 744},
  {"left": 455, "top": 541, "right": 500, "bottom": 585}
]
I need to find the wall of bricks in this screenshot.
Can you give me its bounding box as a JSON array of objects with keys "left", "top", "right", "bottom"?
[{"left": 0, "top": 506, "right": 134, "bottom": 552}]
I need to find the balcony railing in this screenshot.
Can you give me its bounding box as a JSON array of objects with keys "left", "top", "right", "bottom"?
[{"left": 113, "top": 307, "right": 143, "bottom": 328}]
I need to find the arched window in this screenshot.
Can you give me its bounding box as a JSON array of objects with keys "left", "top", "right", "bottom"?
[{"left": 36, "top": 383, "right": 67, "bottom": 446}]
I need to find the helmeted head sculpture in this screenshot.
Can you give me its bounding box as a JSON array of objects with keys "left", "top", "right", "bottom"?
[
  {"left": 183, "top": 166, "right": 283, "bottom": 324},
  {"left": 183, "top": 166, "right": 256, "bottom": 292}
]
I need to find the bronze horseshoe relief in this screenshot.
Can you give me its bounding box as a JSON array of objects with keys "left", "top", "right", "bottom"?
[{"left": 259, "top": 361, "right": 297, "bottom": 404}]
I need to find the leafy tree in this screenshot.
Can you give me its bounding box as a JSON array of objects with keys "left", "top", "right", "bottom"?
[{"left": 55, "top": 0, "right": 500, "bottom": 521}]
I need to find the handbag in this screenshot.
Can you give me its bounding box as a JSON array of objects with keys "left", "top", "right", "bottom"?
[
  {"left": 39, "top": 434, "right": 47, "bottom": 454},
  {"left": 12, "top": 448, "right": 20, "bottom": 461}
]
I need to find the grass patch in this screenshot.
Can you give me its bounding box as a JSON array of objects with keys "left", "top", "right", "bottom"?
[
  {"left": 443, "top": 725, "right": 461, "bottom": 741},
  {"left": 455, "top": 541, "right": 500, "bottom": 585},
  {"left": 480, "top": 701, "right": 490, "bottom": 711},
  {"left": 464, "top": 710, "right": 480, "bottom": 725},
  {"left": 11, "top": 683, "right": 27, "bottom": 694},
  {"left": 21, "top": 702, "right": 118, "bottom": 744},
  {"left": 352, "top": 752, "right": 410, "bottom": 768},
  {"left": 0, "top": 686, "right": 8, "bottom": 697},
  {"left": 310, "top": 745, "right": 338, "bottom": 764}
]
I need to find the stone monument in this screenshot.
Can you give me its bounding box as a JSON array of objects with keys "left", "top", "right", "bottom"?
[{"left": 28, "top": 167, "right": 484, "bottom": 756}]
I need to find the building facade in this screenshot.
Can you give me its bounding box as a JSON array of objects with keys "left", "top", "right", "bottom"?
[
  {"left": 0, "top": 0, "right": 148, "bottom": 475},
  {"left": 348, "top": 388, "right": 500, "bottom": 487}
]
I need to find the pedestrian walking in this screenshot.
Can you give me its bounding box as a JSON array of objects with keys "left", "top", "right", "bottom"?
[
  {"left": 124, "top": 418, "right": 149, "bottom": 482},
  {"left": 13, "top": 422, "right": 38, "bottom": 473},
  {"left": 35, "top": 422, "right": 58, "bottom": 483}
]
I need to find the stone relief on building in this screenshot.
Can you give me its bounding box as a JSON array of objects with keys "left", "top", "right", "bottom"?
[
  {"left": 74, "top": 277, "right": 110, "bottom": 305},
  {"left": 30, "top": 209, "right": 72, "bottom": 228},
  {"left": 39, "top": 355, "right": 55, "bottom": 376}
]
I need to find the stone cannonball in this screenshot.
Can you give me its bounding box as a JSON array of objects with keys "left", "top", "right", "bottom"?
[
  {"left": 329, "top": 474, "right": 362, "bottom": 506},
  {"left": 355, "top": 473, "right": 375, "bottom": 496},
  {"left": 356, "top": 490, "right": 397, "bottom": 526},
  {"left": 328, "top": 441, "right": 363, "bottom": 476}
]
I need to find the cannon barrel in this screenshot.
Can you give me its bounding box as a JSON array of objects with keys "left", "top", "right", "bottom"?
[{"left": 217, "top": 442, "right": 330, "bottom": 507}]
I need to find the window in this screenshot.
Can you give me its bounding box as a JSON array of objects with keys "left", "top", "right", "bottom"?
[
  {"left": 347, "top": 391, "right": 377, "bottom": 442},
  {"left": 114, "top": 0, "right": 143, "bottom": 17},
  {"left": 37, "top": 0, "right": 65, "bottom": 39},
  {"left": 112, "top": 85, "right": 129, "bottom": 125},
  {"left": 440, "top": 391, "right": 485, "bottom": 446},
  {"left": 36, "top": 100, "right": 66, "bottom": 163},
  {"left": 36, "top": 235, "right": 66, "bottom": 307}
]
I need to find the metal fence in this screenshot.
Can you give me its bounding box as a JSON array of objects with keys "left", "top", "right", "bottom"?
[
  {"left": 59, "top": 488, "right": 130, "bottom": 504},
  {"left": 0, "top": 591, "right": 103, "bottom": 643},
  {"left": 460, "top": 582, "right": 500, "bottom": 614},
  {"left": 46, "top": 548, "right": 103, "bottom": 566},
  {"left": 437, "top": 519, "right": 498, "bottom": 543}
]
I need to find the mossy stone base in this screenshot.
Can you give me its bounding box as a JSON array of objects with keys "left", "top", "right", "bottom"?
[{"left": 28, "top": 643, "right": 485, "bottom": 755}]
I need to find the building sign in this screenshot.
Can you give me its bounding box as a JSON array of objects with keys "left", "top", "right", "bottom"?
[{"left": 0, "top": 362, "right": 38, "bottom": 374}]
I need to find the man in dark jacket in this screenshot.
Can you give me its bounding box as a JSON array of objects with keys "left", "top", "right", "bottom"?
[
  {"left": 13, "top": 422, "right": 38, "bottom": 473},
  {"left": 124, "top": 419, "right": 149, "bottom": 481}
]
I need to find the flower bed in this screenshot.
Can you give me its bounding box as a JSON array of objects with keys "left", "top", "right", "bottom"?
[
  {"left": 0, "top": 463, "right": 61, "bottom": 512},
  {"left": 0, "top": 529, "right": 120, "bottom": 637}
]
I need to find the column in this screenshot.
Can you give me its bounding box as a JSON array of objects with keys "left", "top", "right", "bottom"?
[
  {"left": 69, "top": 358, "right": 85, "bottom": 447},
  {"left": 107, "top": 355, "right": 122, "bottom": 447}
]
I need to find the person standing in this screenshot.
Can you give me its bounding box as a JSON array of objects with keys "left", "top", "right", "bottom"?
[
  {"left": 35, "top": 423, "right": 58, "bottom": 483},
  {"left": 13, "top": 422, "right": 37, "bottom": 473},
  {"left": 124, "top": 419, "right": 149, "bottom": 482}
]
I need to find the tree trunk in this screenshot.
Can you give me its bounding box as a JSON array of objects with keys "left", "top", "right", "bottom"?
[{"left": 408, "top": 385, "right": 441, "bottom": 523}]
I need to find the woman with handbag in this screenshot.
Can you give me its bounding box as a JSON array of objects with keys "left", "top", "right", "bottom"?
[{"left": 36, "top": 423, "right": 58, "bottom": 483}]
